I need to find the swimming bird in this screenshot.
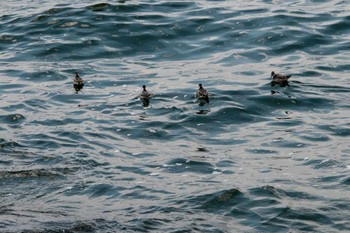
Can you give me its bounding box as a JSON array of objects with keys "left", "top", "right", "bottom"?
[
  {"left": 140, "top": 85, "right": 151, "bottom": 107},
  {"left": 73, "top": 72, "right": 84, "bottom": 91},
  {"left": 270, "top": 71, "right": 291, "bottom": 83},
  {"left": 196, "top": 83, "right": 209, "bottom": 106}
]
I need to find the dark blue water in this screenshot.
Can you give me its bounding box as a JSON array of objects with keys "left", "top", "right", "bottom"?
[{"left": 1, "top": 0, "right": 350, "bottom": 232}]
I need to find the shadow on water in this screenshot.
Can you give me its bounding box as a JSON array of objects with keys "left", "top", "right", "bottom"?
[
  {"left": 73, "top": 83, "right": 84, "bottom": 92},
  {"left": 196, "top": 96, "right": 210, "bottom": 107},
  {"left": 270, "top": 80, "right": 289, "bottom": 88},
  {"left": 196, "top": 109, "right": 210, "bottom": 115},
  {"left": 140, "top": 98, "right": 150, "bottom": 107}
]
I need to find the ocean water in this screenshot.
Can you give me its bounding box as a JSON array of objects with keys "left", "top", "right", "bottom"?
[{"left": 1, "top": 0, "right": 349, "bottom": 232}]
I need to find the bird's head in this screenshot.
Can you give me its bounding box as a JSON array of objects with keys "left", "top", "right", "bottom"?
[{"left": 270, "top": 71, "right": 275, "bottom": 79}]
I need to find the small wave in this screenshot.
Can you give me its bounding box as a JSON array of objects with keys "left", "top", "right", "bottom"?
[
  {"left": 340, "top": 176, "right": 350, "bottom": 185},
  {"left": 0, "top": 114, "right": 25, "bottom": 124},
  {"left": 0, "top": 167, "right": 70, "bottom": 180},
  {"left": 163, "top": 158, "right": 215, "bottom": 174},
  {"left": 185, "top": 188, "right": 243, "bottom": 211},
  {"left": 19, "top": 218, "right": 124, "bottom": 233},
  {"left": 87, "top": 3, "right": 112, "bottom": 12}
]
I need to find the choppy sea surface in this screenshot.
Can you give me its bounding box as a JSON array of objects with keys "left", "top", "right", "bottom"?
[{"left": 1, "top": 0, "right": 350, "bottom": 232}]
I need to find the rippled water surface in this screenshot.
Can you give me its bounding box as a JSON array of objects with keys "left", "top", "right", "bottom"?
[{"left": 1, "top": 0, "right": 350, "bottom": 232}]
